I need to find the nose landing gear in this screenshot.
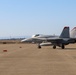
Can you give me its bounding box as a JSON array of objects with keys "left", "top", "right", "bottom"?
[{"left": 38, "top": 44, "right": 41, "bottom": 49}]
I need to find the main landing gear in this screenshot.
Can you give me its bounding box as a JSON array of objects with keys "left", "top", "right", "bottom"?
[
  {"left": 53, "top": 44, "right": 65, "bottom": 49},
  {"left": 61, "top": 44, "right": 65, "bottom": 49},
  {"left": 53, "top": 45, "right": 56, "bottom": 49}
]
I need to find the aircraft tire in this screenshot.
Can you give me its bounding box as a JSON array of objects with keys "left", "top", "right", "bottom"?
[
  {"left": 38, "top": 45, "right": 41, "bottom": 49},
  {"left": 62, "top": 44, "right": 65, "bottom": 49},
  {"left": 53, "top": 45, "right": 56, "bottom": 49}
]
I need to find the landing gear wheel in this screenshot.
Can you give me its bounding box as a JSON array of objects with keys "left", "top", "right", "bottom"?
[
  {"left": 38, "top": 45, "right": 41, "bottom": 49},
  {"left": 53, "top": 45, "right": 56, "bottom": 49},
  {"left": 61, "top": 44, "right": 65, "bottom": 49}
]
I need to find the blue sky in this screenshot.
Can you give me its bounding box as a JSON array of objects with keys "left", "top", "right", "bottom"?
[{"left": 0, "top": 0, "right": 76, "bottom": 37}]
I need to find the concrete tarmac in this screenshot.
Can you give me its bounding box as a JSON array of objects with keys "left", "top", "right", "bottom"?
[{"left": 0, "top": 44, "right": 76, "bottom": 75}]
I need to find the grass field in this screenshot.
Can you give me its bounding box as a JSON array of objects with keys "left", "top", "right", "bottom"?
[{"left": 0, "top": 43, "right": 76, "bottom": 75}]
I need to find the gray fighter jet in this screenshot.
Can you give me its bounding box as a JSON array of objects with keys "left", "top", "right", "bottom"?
[{"left": 21, "top": 27, "right": 76, "bottom": 49}]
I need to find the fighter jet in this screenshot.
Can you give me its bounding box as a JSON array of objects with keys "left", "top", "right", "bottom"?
[{"left": 21, "top": 27, "right": 76, "bottom": 49}]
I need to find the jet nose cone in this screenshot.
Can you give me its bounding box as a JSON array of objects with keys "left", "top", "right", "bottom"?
[
  {"left": 21, "top": 38, "right": 32, "bottom": 43},
  {"left": 21, "top": 39, "right": 27, "bottom": 42}
]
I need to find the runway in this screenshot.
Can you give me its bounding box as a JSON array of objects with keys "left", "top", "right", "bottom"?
[{"left": 0, "top": 44, "right": 76, "bottom": 75}]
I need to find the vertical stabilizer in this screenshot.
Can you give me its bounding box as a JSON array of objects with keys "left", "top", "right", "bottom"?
[
  {"left": 70, "top": 27, "right": 76, "bottom": 38},
  {"left": 59, "top": 27, "right": 70, "bottom": 38}
]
